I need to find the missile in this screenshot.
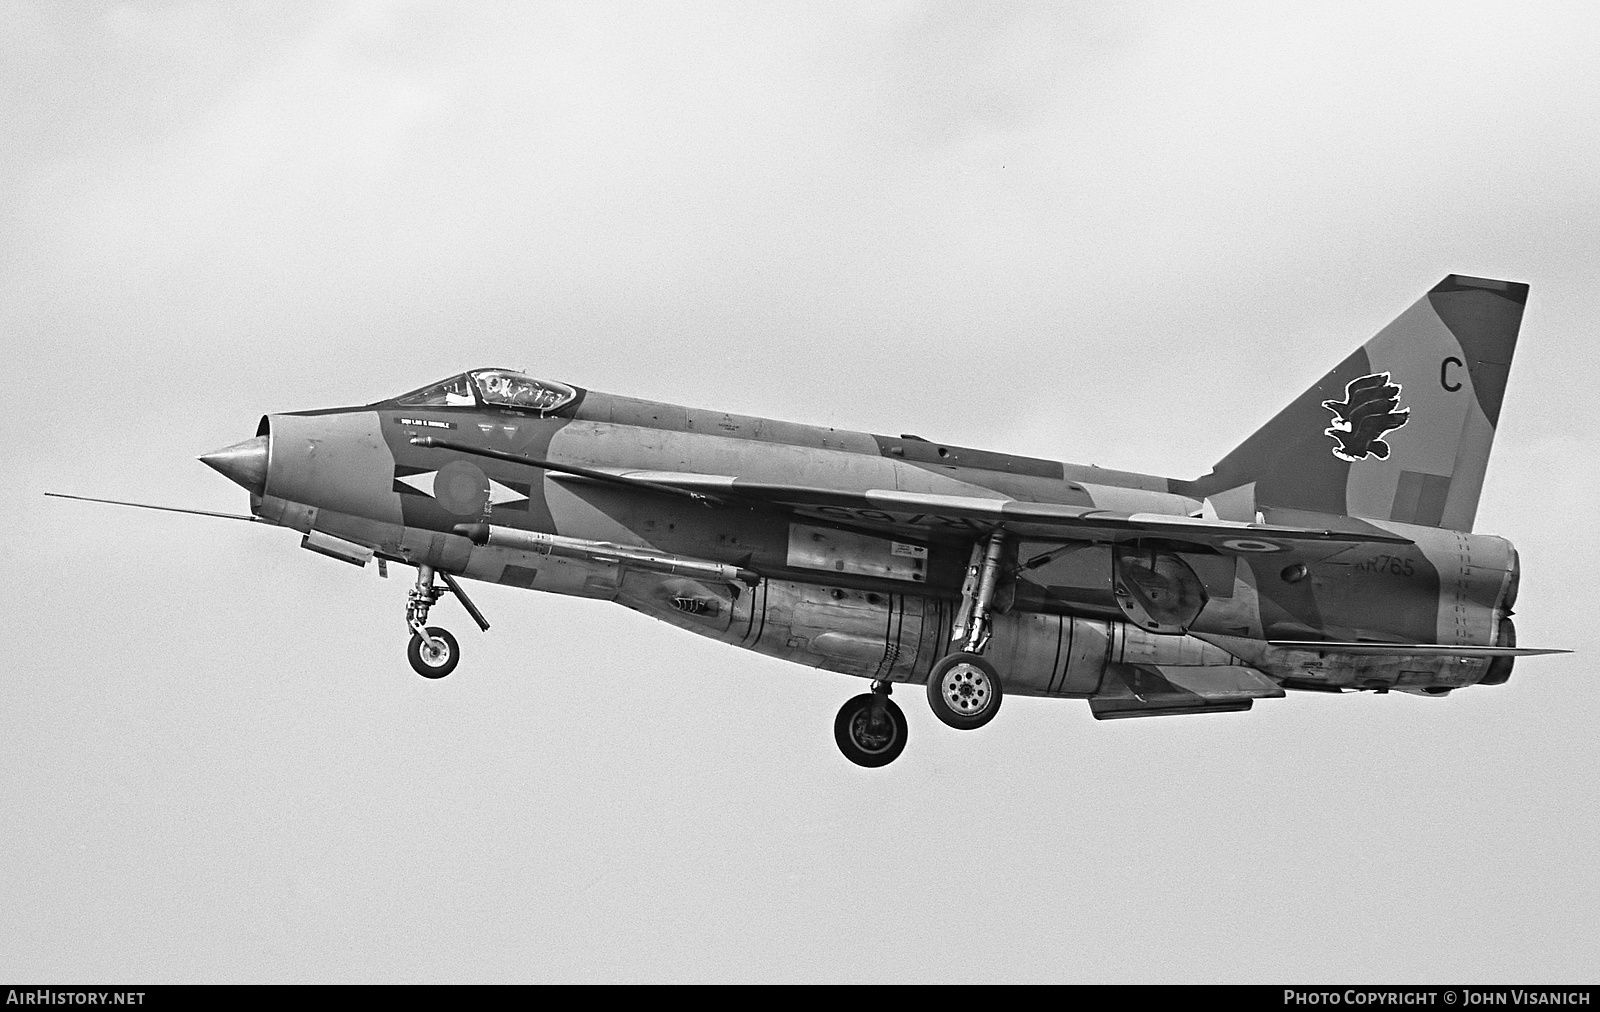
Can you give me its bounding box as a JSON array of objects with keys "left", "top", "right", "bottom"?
[{"left": 454, "top": 524, "right": 759, "bottom": 586}]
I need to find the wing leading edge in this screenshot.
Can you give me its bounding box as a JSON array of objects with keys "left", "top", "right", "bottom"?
[
  {"left": 410, "top": 439, "right": 1411, "bottom": 552},
  {"left": 548, "top": 469, "right": 1412, "bottom": 552}
]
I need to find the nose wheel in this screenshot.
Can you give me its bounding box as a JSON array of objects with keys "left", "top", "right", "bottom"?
[
  {"left": 408, "top": 626, "right": 460, "bottom": 678},
  {"left": 404, "top": 564, "right": 489, "bottom": 679}
]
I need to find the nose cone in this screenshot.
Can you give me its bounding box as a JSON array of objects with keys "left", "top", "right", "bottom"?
[{"left": 200, "top": 435, "right": 268, "bottom": 496}]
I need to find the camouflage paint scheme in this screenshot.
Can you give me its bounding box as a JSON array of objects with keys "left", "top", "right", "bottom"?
[{"left": 229, "top": 275, "right": 1540, "bottom": 723}]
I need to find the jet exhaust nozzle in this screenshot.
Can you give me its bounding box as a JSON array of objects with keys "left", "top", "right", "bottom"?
[{"left": 200, "top": 436, "right": 269, "bottom": 496}]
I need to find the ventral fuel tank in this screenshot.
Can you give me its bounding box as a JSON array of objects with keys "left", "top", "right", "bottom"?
[{"left": 612, "top": 571, "right": 1236, "bottom": 699}]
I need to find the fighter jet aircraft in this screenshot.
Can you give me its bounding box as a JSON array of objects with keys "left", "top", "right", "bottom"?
[{"left": 52, "top": 274, "right": 1566, "bottom": 766}]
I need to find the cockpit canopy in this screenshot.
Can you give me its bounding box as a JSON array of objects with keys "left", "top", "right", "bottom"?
[{"left": 394, "top": 369, "right": 579, "bottom": 414}]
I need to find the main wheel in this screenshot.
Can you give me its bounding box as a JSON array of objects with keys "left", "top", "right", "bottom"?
[
  {"left": 926, "top": 652, "right": 1003, "bottom": 729},
  {"left": 408, "top": 626, "right": 460, "bottom": 679},
  {"left": 834, "top": 693, "right": 909, "bottom": 768}
]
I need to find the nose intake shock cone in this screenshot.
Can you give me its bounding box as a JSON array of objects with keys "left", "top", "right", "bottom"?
[{"left": 199, "top": 435, "right": 269, "bottom": 496}]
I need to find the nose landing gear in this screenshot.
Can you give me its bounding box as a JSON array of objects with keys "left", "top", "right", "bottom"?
[
  {"left": 404, "top": 564, "right": 490, "bottom": 679},
  {"left": 408, "top": 625, "right": 460, "bottom": 678}
]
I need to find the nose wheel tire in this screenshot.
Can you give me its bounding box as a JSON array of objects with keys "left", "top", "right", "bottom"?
[
  {"left": 408, "top": 626, "right": 460, "bottom": 679},
  {"left": 927, "top": 652, "right": 1003, "bottom": 730},
  {"left": 834, "top": 693, "right": 909, "bottom": 768}
]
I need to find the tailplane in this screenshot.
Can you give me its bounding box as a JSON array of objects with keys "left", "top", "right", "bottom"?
[{"left": 1187, "top": 275, "right": 1528, "bottom": 531}]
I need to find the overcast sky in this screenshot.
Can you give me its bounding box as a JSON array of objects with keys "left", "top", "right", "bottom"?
[{"left": 4, "top": 1, "right": 1598, "bottom": 983}]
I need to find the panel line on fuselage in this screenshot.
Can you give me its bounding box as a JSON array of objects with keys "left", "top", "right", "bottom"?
[
  {"left": 1047, "top": 614, "right": 1067, "bottom": 696},
  {"left": 876, "top": 596, "right": 897, "bottom": 681},
  {"left": 749, "top": 580, "right": 770, "bottom": 650}
]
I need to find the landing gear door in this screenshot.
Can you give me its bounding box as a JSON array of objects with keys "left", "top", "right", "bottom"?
[{"left": 1112, "top": 545, "right": 1208, "bottom": 635}]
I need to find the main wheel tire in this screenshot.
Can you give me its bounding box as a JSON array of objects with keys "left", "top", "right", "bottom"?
[
  {"left": 926, "top": 652, "right": 1003, "bottom": 730},
  {"left": 408, "top": 626, "right": 460, "bottom": 679},
  {"left": 834, "top": 693, "right": 909, "bottom": 768}
]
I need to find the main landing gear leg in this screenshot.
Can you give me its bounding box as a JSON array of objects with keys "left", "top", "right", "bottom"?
[
  {"left": 928, "top": 530, "right": 1007, "bottom": 730},
  {"left": 405, "top": 564, "right": 471, "bottom": 679}
]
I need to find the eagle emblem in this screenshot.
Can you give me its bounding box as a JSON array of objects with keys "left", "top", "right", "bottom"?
[{"left": 1322, "top": 372, "right": 1409, "bottom": 462}]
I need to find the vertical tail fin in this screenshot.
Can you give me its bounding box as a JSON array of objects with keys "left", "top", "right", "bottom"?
[{"left": 1188, "top": 275, "right": 1528, "bottom": 531}]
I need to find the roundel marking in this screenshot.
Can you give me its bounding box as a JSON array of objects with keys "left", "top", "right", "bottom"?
[
  {"left": 1220, "top": 538, "right": 1282, "bottom": 553},
  {"left": 433, "top": 459, "right": 491, "bottom": 516}
]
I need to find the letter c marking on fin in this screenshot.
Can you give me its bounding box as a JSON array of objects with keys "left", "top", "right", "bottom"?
[{"left": 1441, "top": 356, "right": 1463, "bottom": 392}]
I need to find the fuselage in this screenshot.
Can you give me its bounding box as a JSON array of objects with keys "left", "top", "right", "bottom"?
[{"left": 211, "top": 373, "right": 1519, "bottom": 699}]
